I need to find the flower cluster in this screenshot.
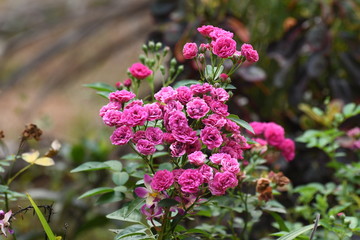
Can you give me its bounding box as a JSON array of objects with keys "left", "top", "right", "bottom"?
[
  {"left": 99, "top": 25, "right": 294, "bottom": 228},
  {"left": 249, "top": 122, "right": 295, "bottom": 161}
]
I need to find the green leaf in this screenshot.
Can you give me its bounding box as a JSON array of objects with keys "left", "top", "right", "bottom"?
[
  {"left": 27, "top": 194, "right": 56, "bottom": 240},
  {"left": 152, "top": 151, "right": 169, "bottom": 158},
  {"left": 267, "top": 212, "right": 289, "bottom": 232},
  {"left": 227, "top": 114, "right": 254, "bottom": 134},
  {"left": 115, "top": 225, "right": 148, "bottom": 240},
  {"left": 112, "top": 172, "right": 129, "bottom": 186},
  {"left": 71, "top": 161, "right": 110, "bottom": 173},
  {"left": 225, "top": 84, "right": 236, "bottom": 90},
  {"left": 173, "top": 79, "right": 201, "bottom": 89},
  {"left": 84, "top": 82, "right": 117, "bottom": 92},
  {"left": 158, "top": 162, "right": 173, "bottom": 171},
  {"left": 276, "top": 223, "right": 317, "bottom": 240},
  {"left": 96, "top": 91, "right": 111, "bottom": 99},
  {"left": 79, "top": 187, "right": 114, "bottom": 199},
  {"left": 105, "top": 160, "right": 123, "bottom": 171},
  {"left": 96, "top": 191, "right": 124, "bottom": 205},
  {"left": 158, "top": 198, "right": 179, "bottom": 207},
  {"left": 121, "top": 153, "right": 143, "bottom": 161},
  {"left": 107, "top": 204, "right": 143, "bottom": 224}
]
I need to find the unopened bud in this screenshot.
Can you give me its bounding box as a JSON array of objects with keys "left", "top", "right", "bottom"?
[
  {"left": 214, "top": 83, "right": 221, "bottom": 88},
  {"left": 177, "top": 65, "right": 184, "bottom": 73},
  {"left": 159, "top": 65, "right": 166, "bottom": 75},
  {"left": 156, "top": 52, "right": 161, "bottom": 61},
  {"left": 170, "top": 58, "right": 177, "bottom": 67},
  {"left": 228, "top": 91, "right": 233, "bottom": 98},
  {"left": 139, "top": 54, "right": 146, "bottom": 64},
  {"left": 115, "top": 81, "right": 123, "bottom": 90},
  {"left": 198, "top": 53, "right": 205, "bottom": 63},
  {"left": 232, "top": 50, "right": 242, "bottom": 63},
  {"left": 124, "top": 78, "right": 132, "bottom": 87},
  {"left": 155, "top": 42, "right": 162, "bottom": 51},
  {"left": 163, "top": 46, "right": 170, "bottom": 56},
  {"left": 199, "top": 43, "right": 209, "bottom": 53},
  {"left": 142, "top": 44, "right": 148, "bottom": 55},
  {"left": 148, "top": 41, "right": 155, "bottom": 50},
  {"left": 219, "top": 73, "right": 229, "bottom": 82}
]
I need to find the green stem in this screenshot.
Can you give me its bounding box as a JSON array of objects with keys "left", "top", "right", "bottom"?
[{"left": 128, "top": 143, "right": 155, "bottom": 174}]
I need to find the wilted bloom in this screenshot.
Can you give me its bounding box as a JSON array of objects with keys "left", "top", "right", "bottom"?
[
  {"left": 0, "top": 210, "right": 13, "bottom": 237},
  {"left": 183, "top": 42, "right": 198, "bottom": 59},
  {"left": 256, "top": 178, "right": 273, "bottom": 201},
  {"left": 22, "top": 123, "right": 42, "bottom": 141},
  {"left": 129, "top": 62, "right": 152, "bottom": 79}
]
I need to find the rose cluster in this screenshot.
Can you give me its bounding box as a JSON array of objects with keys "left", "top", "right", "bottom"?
[
  {"left": 183, "top": 25, "right": 259, "bottom": 63},
  {"left": 249, "top": 122, "right": 295, "bottom": 161}
]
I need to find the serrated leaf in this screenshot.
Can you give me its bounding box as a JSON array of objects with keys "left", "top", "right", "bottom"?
[
  {"left": 84, "top": 82, "right": 117, "bottom": 92},
  {"left": 227, "top": 114, "right": 254, "bottom": 134},
  {"left": 71, "top": 162, "right": 110, "bottom": 173},
  {"left": 79, "top": 187, "right": 114, "bottom": 199}
]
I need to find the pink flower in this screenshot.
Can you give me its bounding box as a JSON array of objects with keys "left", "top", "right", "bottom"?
[
  {"left": 172, "top": 169, "right": 185, "bottom": 182},
  {"left": 199, "top": 164, "right": 214, "bottom": 183},
  {"left": 190, "top": 83, "right": 213, "bottom": 95},
  {"left": 264, "top": 122, "right": 285, "bottom": 147},
  {"left": 178, "top": 169, "right": 204, "bottom": 194},
  {"left": 225, "top": 119, "right": 240, "bottom": 133},
  {"left": 210, "top": 87, "right": 229, "bottom": 102},
  {"left": 164, "top": 100, "right": 184, "bottom": 112},
  {"left": 186, "top": 98, "right": 210, "bottom": 119},
  {"left": 202, "top": 114, "right": 227, "bottom": 129},
  {"left": 124, "top": 78, "right": 132, "bottom": 87},
  {"left": 183, "top": 42, "right": 198, "bottom": 59},
  {"left": 154, "top": 86, "right": 177, "bottom": 103},
  {"left": 176, "top": 86, "right": 194, "bottom": 104},
  {"left": 188, "top": 151, "right": 206, "bottom": 166},
  {"left": 145, "top": 127, "right": 163, "bottom": 145},
  {"left": 132, "top": 130, "right": 146, "bottom": 144},
  {"left": 241, "top": 44, "right": 259, "bottom": 63},
  {"left": 209, "top": 100, "right": 229, "bottom": 116},
  {"left": 110, "top": 126, "right": 133, "bottom": 145},
  {"left": 279, "top": 138, "right": 295, "bottom": 161},
  {"left": 165, "top": 110, "right": 188, "bottom": 132},
  {"left": 232, "top": 133, "right": 251, "bottom": 149},
  {"left": 170, "top": 141, "right": 187, "bottom": 157},
  {"left": 172, "top": 127, "right": 198, "bottom": 144},
  {"left": 249, "top": 122, "right": 266, "bottom": 135},
  {"left": 209, "top": 28, "right": 234, "bottom": 40},
  {"left": 102, "top": 110, "right": 122, "bottom": 127},
  {"left": 209, "top": 171, "right": 238, "bottom": 196},
  {"left": 109, "top": 90, "right": 136, "bottom": 103},
  {"left": 201, "top": 126, "right": 223, "bottom": 150},
  {"left": 219, "top": 73, "right": 228, "bottom": 82},
  {"left": 144, "top": 103, "right": 163, "bottom": 121},
  {"left": 212, "top": 37, "right": 237, "bottom": 58},
  {"left": 135, "top": 174, "right": 163, "bottom": 206},
  {"left": 210, "top": 153, "right": 232, "bottom": 165},
  {"left": 121, "top": 105, "right": 148, "bottom": 127},
  {"left": 99, "top": 102, "right": 120, "bottom": 117},
  {"left": 125, "top": 100, "right": 143, "bottom": 109},
  {"left": 221, "top": 140, "right": 244, "bottom": 159},
  {"left": 199, "top": 43, "right": 210, "bottom": 52},
  {"left": 151, "top": 170, "right": 174, "bottom": 192},
  {"left": 163, "top": 132, "right": 176, "bottom": 144},
  {"left": 185, "top": 139, "right": 202, "bottom": 154},
  {"left": 221, "top": 157, "right": 240, "bottom": 174},
  {"left": 197, "top": 25, "right": 217, "bottom": 37},
  {"left": 136, "top": 139, "right": 156, "bottom": 155},
  {"left": 129, "top": 62, "right": 153, "bottom": 79}
]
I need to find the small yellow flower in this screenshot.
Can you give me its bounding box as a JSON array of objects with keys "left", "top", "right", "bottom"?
[{"left": 21, "top": 151, "right": 54, "bottom": 166}]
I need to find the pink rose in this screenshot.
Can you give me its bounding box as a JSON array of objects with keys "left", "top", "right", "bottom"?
[
  {"left": 154, "top": 86, "right": 177, "bottom": 103},
  {"left": 186, "top": 98, "right": 210, "bottom": 119},
  {"left": 221, "top": 157, "right": 240, "bottom": 174},
  {"left": 201, "top": 126, "right": 223, "bottom": 150},
  {"left": 145, "top": 127, "right": 163, "bottom": 145},
  {"left": 188, "top": 151, "right": 206, "bottom": 166},
  {"left": 110, "top": 126, "right": 133, "bottom": 145},
  {"left": 132, "top": 130, "right": 146, "bottom": 144},
  {"left": 185, "top": 139, "right": 202, "bottom": 154},
  {"left": 176, "top": 86, "right": 193, "bottom": 104},
  {"left": 241, "top": 44, "right": 259, "bottom": 63},
  {"left": 172, "top": 169, "right": 185, "bottom": 182},
  {"left": 212, "top": 37, "right": 236, "bottom": 58},
  {"left": 121, "top": 105, "right": 148, "bottom": 127},
  {"left": 209, "top": 171, "right": 238, "bottom": 196},
  {"left": 170, "top": 141, "right": 187, "bottom": 157},
  {"left": 124, "top": 78, "right": 132, "bottom": 87},
  {"left": 199, "top": 164, "right": 214, "bottom": 183},
  {"left": 172, "top": 127, "right": 198, "bottom": 144},
  {"left": 151, "top": 170, "right": 174, "bottom": 192},
  {"left": 225, "top": 119, "right": 240, "bottom": 134},
  {"left": 165, "top": 110, "right": 188, "bottom": 132},
  {"left": 209, "top": 100, "right": 229, "bottom": 116},
  {"left": 99, "top": 102, "right": 120, "bottom": 117},
  {"left": 279, "top": 138, "right": 295, "bottom": 161},
  {"left": 144, "top": 103, "right": 163, "bottom": 121},
  {"left": 109, "top": 90, "right": 136, "bottom": 103},
  {"left": 210, "top": 87, "right": 229, "bottom": 102},
  {"left": 210, "top": 153, "right": 232, "bottom": 165},
  {"left": 183, "top": 42, "right": 198, "bottom": 59},
  {"left": 249, "top": 122, "right": 266, "bottom": 135},
  {"left": 178, "top": 169, "right": 204, "bottom": 194},
  {"left": 136, "top": 139, "right": 156, "bottom": 155},
  {"left": 164, "top": 100, "right": 184, "bottom": 113},
  {"left": 190, "top": 83, "right": 213, "bottom": 95},
  {"left": 221, "top": 140, "right": 244, "bottom": 159},
  {"left": 197, "top": 25, "right": 217, "bottom": 37},
  {"left": 202, "top": 114, "right": 227, "bottom": 129},
  {"left": 102, "top": 110, "right": 122, "bottom": 127},
  {"left": 209, "top": 28, "right": 234, "bottom": 40},
  {"left": 129, "top": 62, "right": 153, "bottom": 79},
  {"left": 163, "top": 132, "right": 176, "bottom": 144},
  {"left": 264, "top": 122, "right": 285, "bottom": 147},
  {"left": 125, "top": 100, "right": 143, "bottom": 109}
]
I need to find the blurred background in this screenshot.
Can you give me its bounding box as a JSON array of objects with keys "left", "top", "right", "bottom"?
[{"left": 0, "top": 0, "right": 359, "bottom": 239}]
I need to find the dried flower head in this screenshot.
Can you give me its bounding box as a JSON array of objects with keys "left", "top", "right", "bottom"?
[
  {"left": 256, "top": 178, "right": 273, "bottom": 201},
  {"left": 0, "top": 130, "right": 4, "bottom": 139},
  {"left": 268, "top": 171, "right": 290, "bottom": 188},
  {"left": 22, "top": 124, "right": 42, "bottom": 141}
]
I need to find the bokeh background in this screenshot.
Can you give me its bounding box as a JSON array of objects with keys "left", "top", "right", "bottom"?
[{"left": 0, "top": 0, "right": 359, "bottom": 239}]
